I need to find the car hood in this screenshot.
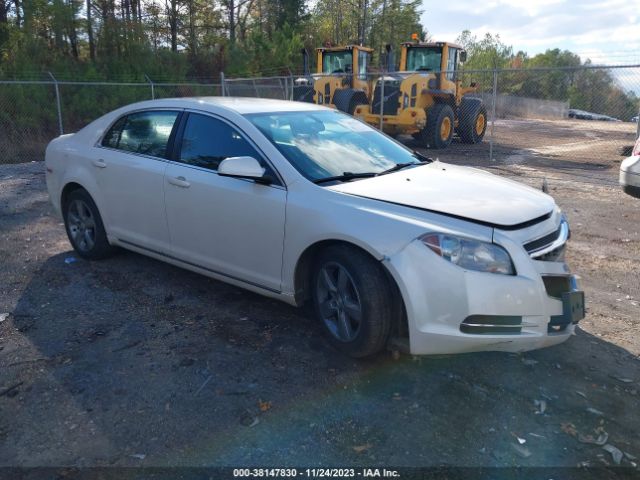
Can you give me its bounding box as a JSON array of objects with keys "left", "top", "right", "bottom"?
[{"left": 327, "top": 161, "right": 556, "bottom": 228}]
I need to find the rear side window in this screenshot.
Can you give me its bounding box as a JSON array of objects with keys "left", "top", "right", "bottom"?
[
  {"left": 102, "top": 116, "right": 127, "bottom": 149},
  {"left": 101, "top": 110, "right": 179, "bottom": 158},
  {"left": 178, "top": 113, "right": 261, "bottom": 171}
]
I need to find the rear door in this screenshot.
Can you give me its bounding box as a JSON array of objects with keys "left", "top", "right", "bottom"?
[
  {"left": 96, "top": 109, "right": 181, "bottom": 253},
  {"left": 163, "top": 112, "right": 287, "bottom": 292}
]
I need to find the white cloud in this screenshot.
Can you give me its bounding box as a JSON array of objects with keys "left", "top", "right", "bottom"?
[{"left": 421, "top": 0, "right": 640, "bottom": 65}]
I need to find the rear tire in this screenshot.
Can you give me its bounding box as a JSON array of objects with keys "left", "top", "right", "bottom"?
[
  {"left": 63, "top": 189, "right": 115, "bottom": 260},
  {"left": 458, "top": 98, "right": 487, "bottom": 144},
  {"left": 419, "top": 103, "right": 454, "bottom": 149},
  {"left": 311, "top": 246, "right": 393, "bottom": 358}
]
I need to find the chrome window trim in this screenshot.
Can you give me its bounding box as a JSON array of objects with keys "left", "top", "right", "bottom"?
[{"left": 164, "top": 159, "right": 286, "bottom": 191}]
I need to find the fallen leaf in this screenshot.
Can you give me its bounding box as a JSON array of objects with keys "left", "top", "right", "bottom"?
[
  {"left": 578, "top": 432, "right": 608, "bottom": 446},
  {"left": 561, "top": 422, "right": 577, "bottom": 437},
  {"left": 353, "top": 444, "right": 372, "bottom": 453}
]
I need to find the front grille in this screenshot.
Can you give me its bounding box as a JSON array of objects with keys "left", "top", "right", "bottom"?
[
  {"left": 536, "top": 244, "right": 565, "bottom": 262},
  {"left": 523, "top": 220, "right": 569, "bottom": 261},
  {"left": 524, "top": 226, "right": 561, "bottom": 253},
  {"left": 372, "top": 83, "right": 401, "bottom": 116},
  {"left": 460, "top": 315, "right": 523, "bottom": 335}
]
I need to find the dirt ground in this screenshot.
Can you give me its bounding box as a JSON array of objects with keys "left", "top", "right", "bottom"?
[{"left": 1, "top": 117, "right": 639, "bottom": 473}]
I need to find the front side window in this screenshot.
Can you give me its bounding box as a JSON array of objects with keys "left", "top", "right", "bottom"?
[
  {"left": 247, "top": 110, "right": 424, "bottom": 182},
  {"left": 102, "top": 110, "right": 179, "bottom": 158},
  {"left": 406, "top": 46, "right": 442, "bottom": 72},
  {"left": 178, "top": 113, "right": 262, "bottom": 172},
  {"left": 322, "top": 51, "right": 353, "bottom": 74}
]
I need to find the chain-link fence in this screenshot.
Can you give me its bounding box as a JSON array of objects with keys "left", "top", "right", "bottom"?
[
  {"left": 0, "top": 76, "right": 222, "bottom": 163},
  {"left": 1, "top": 66, "right": 639, "bottom": 168}
]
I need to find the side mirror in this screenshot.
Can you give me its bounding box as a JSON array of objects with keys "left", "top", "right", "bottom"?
[
  {"left": 218, "top": 156, "right": 271, "bottom": 184},
  {"left": 459, "top": 50, "right": 467, "bottom": 63}
]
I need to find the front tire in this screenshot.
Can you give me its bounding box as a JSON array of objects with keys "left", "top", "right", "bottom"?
[
  {"left": 63, "top": 189, "right": 115, "bottom": 260},
  {"left": 419, "top": 103, "right": 455, "bottom": 149},
  {"left": 312, "top": 246, "right": 393, "bottom": 358}
]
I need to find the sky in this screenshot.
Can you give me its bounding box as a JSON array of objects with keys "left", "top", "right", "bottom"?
[{"left": 421, "top": 0, "right": 640, "bottom": 65}]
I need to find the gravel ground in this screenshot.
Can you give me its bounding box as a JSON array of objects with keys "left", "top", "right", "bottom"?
[{"left": 1, "top": 118, "right": 640, "bottom": 472}]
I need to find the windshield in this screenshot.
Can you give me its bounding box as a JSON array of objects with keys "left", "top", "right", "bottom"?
[
  {"left": 406, "top": 46, "right": 442, "bottom": 72},
  {"left": 322, "top": 50, "right": 353, "bottom": 74},
  {"left": 246, "top": 110, "right": 423, "bottom": 183}
]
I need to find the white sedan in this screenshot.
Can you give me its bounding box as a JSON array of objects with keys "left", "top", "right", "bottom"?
[
  {"left": 620, "top": 136, "right": 640, "bottom": 198},
  {"left": 45, "top": 97, "right": 584, "bottom": 357}
]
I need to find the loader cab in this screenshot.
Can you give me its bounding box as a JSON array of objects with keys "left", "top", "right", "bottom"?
[
  {"left": 400, "top": 41, "right": 468, "bottom": 102},
  {"left": 400, "top": 42, "right": 466, "bottom": 71},
  {"left": 310, "top": 45, "right": 373, "bottom": 114},
  {"left": 316, "top": 45, "right": 372, "bottom": 90}
]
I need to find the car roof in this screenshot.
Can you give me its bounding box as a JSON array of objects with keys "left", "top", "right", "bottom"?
[{"left": 123, "top": 97, "right": 330, "bottom": 115}]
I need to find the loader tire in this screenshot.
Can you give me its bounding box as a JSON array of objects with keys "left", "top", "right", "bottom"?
[
  {"left": 458, "top": 98, "right": 487, "bottom": 144},
  {"left": 418, "top": 103, "right": 454, "bottom": 149}
]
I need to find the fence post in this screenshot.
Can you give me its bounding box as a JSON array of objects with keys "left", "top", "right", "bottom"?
[
  {"left": 288, "top": 68, "right": 294, "bottom": 101},
  {"left": 144, "top": 74, "right": 155, "bottom": 100},
  {"left": 220, "top": 72, "right": 226, "bottom": 96},
  {"left": 277, "top": 77, "right": 285, "bottom": 100},
  {"left": 489, "top": 68, "right": 498, "bottom": 162},
  {"left": 379, "top": 75, "right": 385, "bottom": 131},
  {"left": 47, "top": 72, "right": 64, "bottom": 136}
]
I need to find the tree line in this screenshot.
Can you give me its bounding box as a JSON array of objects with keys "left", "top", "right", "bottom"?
[
  {"left": 456, "top": 31, "right": 639, "bottom": 121},
  {"left": 0, "top": 0, "right": 637, "bottom": 120},
  {"left": 0, "top": 0, "right": 423, "bottom": 79}
]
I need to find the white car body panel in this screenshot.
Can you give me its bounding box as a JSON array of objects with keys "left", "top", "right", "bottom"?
[
  {"left": 45, "top": 97, "right": 582, "bottom": 355},
  {"left": 620, "top": 154, "right": 640, "bottom": 198},
  {"left": 163, "top": 161, "right": 286, "bottom": 292},
  {"left": 94, "top": 147, "right": 172, "bottom": 254},
  {"left": 329, "top": 161, "right": 556, "bottom": 227}
]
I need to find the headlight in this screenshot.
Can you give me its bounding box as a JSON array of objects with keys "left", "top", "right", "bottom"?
[{"left": 419, "top": 233, "right": 515, "bottom": 275}]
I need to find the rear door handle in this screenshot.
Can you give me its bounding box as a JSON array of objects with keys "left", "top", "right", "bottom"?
[
  {"left": 92, "top": 159, "right": 107, "bottom": 168},
  {"left": 167, "top": 176, "right": 191, "bottom": 188}
]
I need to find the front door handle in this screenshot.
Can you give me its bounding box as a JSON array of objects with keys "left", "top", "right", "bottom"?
[
  {"left": 92, "top": 159, "right": 107, "bottom": 168},
  {"left": 167, "top": 176, "right": 191, "bottom": 188}
]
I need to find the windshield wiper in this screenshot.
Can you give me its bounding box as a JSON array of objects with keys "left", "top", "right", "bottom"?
[
  {"left": 313, "top": 172, "right": 377, "bottom": 184},
  {"left": 377, "top": 157, "right": 431, "bottom": 176},
  {"left": 412, "top": 151, "right": 433, "bottom": 163}
]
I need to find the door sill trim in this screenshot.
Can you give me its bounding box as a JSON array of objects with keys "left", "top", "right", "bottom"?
[{"left": 117, "top": 238, "right": 281, "bottom": 294}]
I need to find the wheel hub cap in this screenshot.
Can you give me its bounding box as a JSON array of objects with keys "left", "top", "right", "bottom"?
[
  {"left": 67, "top": 199, "right": 96, "bottom": 252},
  {"left": 317, "top": 262, "right": 363, "bottom": 342}
]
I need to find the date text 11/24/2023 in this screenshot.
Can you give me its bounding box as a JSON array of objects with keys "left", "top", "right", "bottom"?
[{"left": 232, "top": 468, "right": 400, "bottom": 477}]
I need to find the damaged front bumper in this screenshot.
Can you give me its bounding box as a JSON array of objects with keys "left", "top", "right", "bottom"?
[{"left": 384, "top": 238, "right": 584, "bottom": 355}]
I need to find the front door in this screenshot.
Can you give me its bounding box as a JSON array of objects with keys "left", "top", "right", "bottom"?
[{"left": 163, "top": 112, "right": 286, "bottom": 292}]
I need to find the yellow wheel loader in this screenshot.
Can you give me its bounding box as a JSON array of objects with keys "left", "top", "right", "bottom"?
[
  {"left": 294, "top": 45, "right": 373, "bottom": 115},
  {"left": 355, "top": 40, "right": 487, "bottom": 149}
]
